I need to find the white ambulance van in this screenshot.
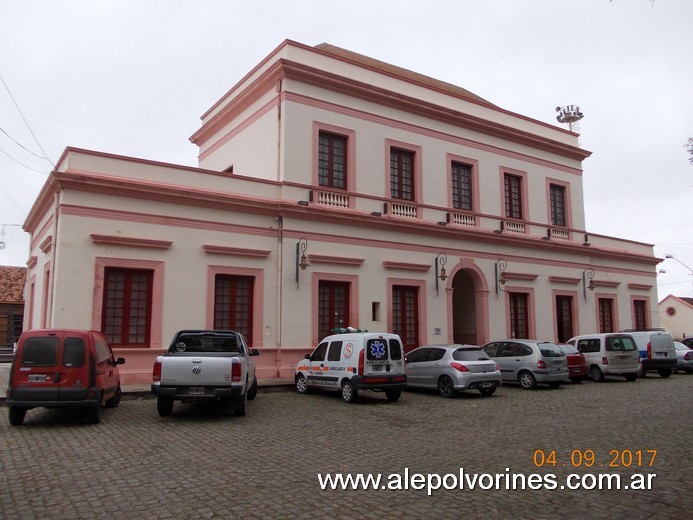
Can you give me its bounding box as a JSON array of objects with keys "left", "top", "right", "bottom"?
[{"left": 295, "top": 329, "right": 407, "bottom": 403}]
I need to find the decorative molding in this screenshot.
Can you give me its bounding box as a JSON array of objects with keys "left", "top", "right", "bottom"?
[
  {"left": 308, "top": 254, "right": 364, "bottom": 266},
  {"left": 90, "top": 234, "right": 172, "bottom": 250},
  {"left": 202, "top": 245, "right": 271, "bottom": 258},
  {"left": 549, "top": 276, "right": 581, "bottom": 285},
  {"left": 591, "top": 280, "right": 621, "bottom": 288},
  {"left": 39, "top": 236, "right": 53, "bottom": 254},
  {"left": 382, "top": 261, "right": 431, "bottom": 272},
  {"left": 627, "top": 283, "right": 653, "bottom": 291},
  {"left": 503, "top": 272, "right": 538, "bottom": 281},
  {"left": 27, "top": 256, "right": 38, "bottom": 269}
]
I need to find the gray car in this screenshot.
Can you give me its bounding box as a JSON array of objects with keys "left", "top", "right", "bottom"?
[
  {"left": 482, "top": 340, "right": 569, "bottom": 389},
  {"left": 674, "top": 341, "right": 693, "bottom": 374},
  {"left": 404, "top": 345, "right": 502, "bottom": 397}
]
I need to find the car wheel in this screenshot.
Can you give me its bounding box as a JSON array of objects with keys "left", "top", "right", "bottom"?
[
  {"left": 8, "top": 407, "right": 26, "bottom": 426},
  {"left": 518, "top": 371, "right": 537, "bottom": 390},
  {"left": 295, "top": 373, "right": 310, "bottom": 394},
  {"left": 234, "top": 392, "right": 247, "bottom": 416},
  {"left": 105, "top": 384, "right": 122, "bottom": 408},
  {"left": 479, "top": 387, "right": 496, "bottom": 396},
  {"left": 437, "top": 375, "right": 456, "bottom": 397},
  {"left": 87, "top": 405, "right": 101, "bottom": 425},
  {"left": 247, "top": 378, "right": 258, "bottom": 401},
  {"left": 341, "top": 380, "right": 358, "bottom": 403},
  {"left": 658, "top": 368, "right": 672, "bottom": 378},
  {"left": 157, "top": 397, "right": 174, "bottom": 417},
  {"left": 590, "top": 366, "right": 604, "bottom": 383},
  {"left": 385, "top": 389, "right": 401, "bottom": 402},
  {"left": 569, "top": 377, "right": 582, "bottom": 384},
  {"left": 624, "top": 373, "right": 638, "bottom": 382}
]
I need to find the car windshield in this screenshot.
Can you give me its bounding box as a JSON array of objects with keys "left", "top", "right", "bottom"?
[
  {"left": 538, "top": 342, "right": 564, "bottom": 357},
  {"left": 453, "top": 348, "right": 490, "bottom": 361}
]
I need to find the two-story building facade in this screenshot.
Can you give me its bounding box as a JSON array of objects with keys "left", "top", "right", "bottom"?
[{"left": 23, "top": 40, "right": 659, "bottom": 383}]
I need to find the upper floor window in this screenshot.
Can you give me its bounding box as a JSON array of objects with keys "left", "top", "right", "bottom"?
[
  {"left": 550, "top": 184, "right": 567, "bottom": 226},
  {"left": 451, "top": 162, "right": 473, "bottom": 211},
  {"left": 504, "top": 173, "right": 523, "bottom": 219},
  {"left": 390, "top": 148, "right": 415, "bottom": 201},
  {"left": 318, "top": 132, "right": 346, "bottom": 190}
]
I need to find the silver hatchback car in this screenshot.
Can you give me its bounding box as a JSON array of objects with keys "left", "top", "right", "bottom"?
[
  {"left": 482, "top": 340, "right": 569, "bottom": 389},
  {"left": 404, "top": 345, "right": 502, "bottom": 397}
]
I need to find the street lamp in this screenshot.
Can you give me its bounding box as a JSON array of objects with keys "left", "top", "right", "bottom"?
[
  {"left": 435, "top": 253, "right": 448, "bottom": 296},
  {"left": 295, "top": 237, "right": 309, "bottom": 288}
]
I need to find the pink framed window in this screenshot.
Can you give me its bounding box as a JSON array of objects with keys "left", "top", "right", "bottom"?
[
  {"left": 633, "top": 300, "right": 648, "bottom": 330},
  {"left": 598, "top": 298, "right": 614, "bottom": 333},
  {"left": 451, "top": 162, "right": 473, "bottom": 211},
  {"left": 214, "top": 275, "right": 254, "bottom": 344},
  {"left": 550, "top": 184, "right": 567, "bottom": 227},
  {"left": 509, "top": 292, "right": 529, "bottom": 339},
  {"left": 318, "top": 281, "right": 350, "bottom": 341},
  {"left": 101, "top": 268, "right": 153, "bottom": 346},
  {"left": 390, "top": 148, "right": 415, "bottom": 201},
  {"left": 392, "top": 285, "right": 419, "bottom": 351},
  {"left": 318, "top": 132, "right": 347, "bottom": 190}
]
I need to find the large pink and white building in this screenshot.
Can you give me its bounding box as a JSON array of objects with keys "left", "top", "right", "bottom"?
[{"left": 23, "top": 40, "right": 659, "bottom": 383}]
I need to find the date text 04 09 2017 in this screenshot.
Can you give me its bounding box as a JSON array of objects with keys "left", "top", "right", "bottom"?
[{"left": 533, "top": 449, "right": 657, "bottom": 468}]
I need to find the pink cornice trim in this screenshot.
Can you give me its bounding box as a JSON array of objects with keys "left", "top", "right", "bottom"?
[
  {"left": 627, "top": 283, "right": 653, "bottom": 291},
  {"left": 591, "top": 280, "right": 621, "bottom": 288},
  {"left": 90, "top": 234, "right": 173, "bottom": 250},
  {"left": 382, "top": 261, "right": 431, "bottom": 272},
  {"left": 202, "top": 245, "right": 271, "bottom": 258},
  {"left": 308, "top": 254, "right": 364, "bottom": 266},
  {"left": 27, "top": 256, "right": 38, "bottom": 269},
  {"left": 39, "top": 236, "right": 53, "bottom": 254},
  {"left": 549, "top": 276, "right": 581, "bottom": 284},
  {"left": 503, "top": 272, "right": 539, "bottom": 281}
]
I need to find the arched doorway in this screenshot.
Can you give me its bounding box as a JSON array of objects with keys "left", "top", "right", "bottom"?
[{"left": 452, "top": 269, "right": 477, "bottom": 345}]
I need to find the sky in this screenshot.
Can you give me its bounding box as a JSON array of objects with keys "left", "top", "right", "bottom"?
[{"left": 0, "top": 0, "right": 691, "bottom": 300}]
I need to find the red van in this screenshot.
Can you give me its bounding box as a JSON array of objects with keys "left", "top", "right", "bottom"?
[{"left": 5, "top": 329, "right": 125, "bottom": 425}]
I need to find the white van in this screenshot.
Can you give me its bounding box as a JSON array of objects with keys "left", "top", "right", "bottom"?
[
  {"left": 295, "top": 329, "right": 406, "bottom": 403},
  {"left": 566, "top": 333, "right": 640, "bottom": 382},
  {"left": 620, "top": 329, "right": 676, "bottom": 378}
]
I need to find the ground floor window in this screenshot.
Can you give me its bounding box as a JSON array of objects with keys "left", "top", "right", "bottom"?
[
  {"left": 102, "top": 268, "right": 153, "bottom": 346},
  {"left": 392, "top": 285, "right": 419, "bottom": 351},
  {"left": 598, "top": 298, "right": 614, "bottom": 333},
  {"left": 555, "top": 295, "right": 574, "bottom": 343},
  {"left": 214, "top": 275, "right": 253, "bottom": 344},
  {"left": 318, "top": 281, "right": 350, "bottom": 341},
  {"left": 509, "top": 292, "right": 529, "bottom": 339}
]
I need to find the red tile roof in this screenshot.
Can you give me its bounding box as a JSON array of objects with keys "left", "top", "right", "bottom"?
[{"left": 0, "top": 266, "right": 27, "bottom": 304}]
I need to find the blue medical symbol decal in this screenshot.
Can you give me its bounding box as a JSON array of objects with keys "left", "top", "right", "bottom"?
[{"left": 370, "top": 341, "right": 386, "bottom": 359}]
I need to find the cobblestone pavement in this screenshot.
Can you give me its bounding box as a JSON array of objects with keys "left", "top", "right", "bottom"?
[{"left": 1, "top": 374, "right": 691, "bottom": 520}]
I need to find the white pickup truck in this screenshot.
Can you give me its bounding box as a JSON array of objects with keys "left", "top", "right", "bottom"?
[{"left": 151, "top": 330, "right": 260, "bottom": 417}]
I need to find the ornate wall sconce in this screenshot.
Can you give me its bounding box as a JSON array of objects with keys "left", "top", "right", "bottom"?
[
  {"left": 435, "top": 252, "right": 448, "bottom": 295},
  {"left": 495, "top": 258, "right": 507, "bottom": 297},
  {"left": 295, "top": 237, "right": 309, "bottom": 288},
  {"left": 583, "top": 267, "right": 595, "bottom": 301}
]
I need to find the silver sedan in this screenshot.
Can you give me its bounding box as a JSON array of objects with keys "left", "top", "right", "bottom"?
[
  {"left": 674, "top": 341, "right": 693, "bottom": 374},
  {"left": 405, "top": 345, "right": 502, "bottom": 397}
]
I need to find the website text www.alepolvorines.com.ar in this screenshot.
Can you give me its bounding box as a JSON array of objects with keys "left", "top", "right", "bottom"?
[{"left": 318, "top": 468, "right": 657, "bottom": 496}]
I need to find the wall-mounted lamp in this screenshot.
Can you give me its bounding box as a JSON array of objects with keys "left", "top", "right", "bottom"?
[
  {"left": 370, "top": 211, "right": 382, "bottom": 217},
  {"left": 435, "top": 253, "right": 448, "bottom": 295},
  {"left": 495, "top": 258, "right": 507, "bottom": 297},
  {"left": 583, "top": 267, "right": 595, "bottom": 301},
  {"left": 295, "top": 237, "right": 309, "bottom": 288},
  {"left": 583, "top": 233, "right": 591, "bottom": 247}
]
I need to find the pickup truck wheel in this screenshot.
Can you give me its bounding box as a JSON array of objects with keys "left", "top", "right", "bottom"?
[
  {"left": 234, "top": 393, "right": 247, "bottom": 416},
  {"left": 105, "top": 385, "right": 122, "bottom": 408},
  {"left": 341, "top": 380, "right": 358, "bottom": 403},
  {"left": 8, "top": 407, "right": 26, "bottom": 426},
  {"left": 157, "top": 397, "right": 174, "bottom": 416},
  {"left": 247, "top": 379, "right": 258, "bottom": 401}
]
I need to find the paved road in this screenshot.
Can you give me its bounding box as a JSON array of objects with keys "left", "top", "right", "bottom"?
[{"left": 1, "top": 374, "right": 691, "bottom": 520}]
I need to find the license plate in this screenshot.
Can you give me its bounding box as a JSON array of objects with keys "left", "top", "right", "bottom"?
[
  {"left": 188, "top": 387, "right": 205, "bottom": 395},
  {"left": 28, "top": 374, "right": 47, "bottom": 383},
  {"left": 372, "top": 365, "right": 382, "bottom": 372}
]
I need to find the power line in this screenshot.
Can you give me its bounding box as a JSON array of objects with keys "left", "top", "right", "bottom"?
[
  {"left": 0, "top": 146, "right": 49, "bottom": 174},
  {"left": 0, "top": 126, "right": 48, "bottom": 160},
  {"left": 0, "top": 73, "right": 55, "bottom": 168}
]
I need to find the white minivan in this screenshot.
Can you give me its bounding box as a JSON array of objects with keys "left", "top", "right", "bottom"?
[
  {"left": 295, "top": 329, "right": 407, "bottom": 403},
  {"left": 620, "top": 329, "right": 676, "bottom": 378},
  {"left": 567, "top": 333, "right": 640, "bottom": 382}
]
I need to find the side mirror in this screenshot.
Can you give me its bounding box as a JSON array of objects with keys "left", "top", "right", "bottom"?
[{"left": 249, "top": 348, "right": 260, "bottom": 357}]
